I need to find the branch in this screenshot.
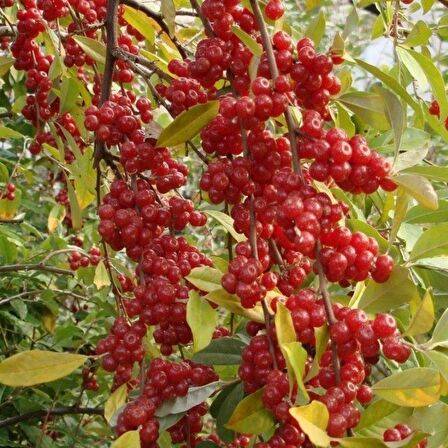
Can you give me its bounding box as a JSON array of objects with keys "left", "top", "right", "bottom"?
[
  {"left": 248, "top": 0, "right": 302, "bottom": 178},
  {"left": 0, "top": 264, "right": 74, "bottom": 276},
  {"left": 188, "top": 0, "right": 214, "bottom": 36},
  {"left": 315, "top": 242, "right": 341, "bottom": 385},
  {"left": 0, "top": 407, "right": 103, "bottom": 429},
  {"left": 0, "top": 25, "right": 15, "bottom": 37},
  {"left": 120, "top": 0, "right": 188, "bottom": 58}
]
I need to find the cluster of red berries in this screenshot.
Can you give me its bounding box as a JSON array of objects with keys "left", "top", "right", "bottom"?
[
  {"left": 384, "top": 424, "right": 427, "bottom": 447},
  {"left": 67, "top": 247, "right": 101, "bottom": 271},
  {"left": 95, "top": 317, "right": 146, "bottom": 388},
  {"left": 81, "top": 366, "right": 99, "bottom": 391},
  {"left": 98, "top": 179, "right": 206, "bottom": 261},
  {"left": 0, "top": 183, "right": 16, "bottom": 201},
  {"left": 128, "top": 235, "right": 212, "bottom": 354},
  {"left": 319, "top": 228, "right": 394, "bottom": 284},
  {"left": 300, "top": 117, "right": 397, "bottom": 194},
  {"left": 117, "top": 358, "right": 217, "bottom": 447}
]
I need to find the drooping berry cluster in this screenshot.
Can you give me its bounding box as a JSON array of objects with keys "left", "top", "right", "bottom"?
[
  {"left": 67, "top": 247, "right": 101, "bottom": 271},
  {"left": 0, "top": 183, "right": 16, "bottom": 201}
]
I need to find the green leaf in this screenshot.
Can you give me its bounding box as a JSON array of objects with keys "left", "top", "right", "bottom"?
[
  {"left": 304, "top": 10, "right": 326, "bottom": 46},
  {"left": 305, "top": 326, "right": 329, "bottom": 382},
  {"left": 93, "top": 260, "right": 111, "bottom": 290},
  {"left": 424, "top": 308, "right": 448, "bottom": 350},
  {"left": 231, "top": 26, "right": 262, "bottom": 57},
  {"left": 392, "top": 174, "right": 438, "bottom": 211},
  {"left": 338, "top": 437, "right": 385, "bottom": 448},
  {"left": 338, "top": 92, "right": 389, "bottom": 131},
  {"left": 0, "top": 236, "right": 17, "bottom": 263},
  {"left": 186, "top": 267, "right": 223, "bottom": 293},
  {"left": 402, "top": 21, "right": 432, "bottom": 47},
  {"left": 216, "top": 382, "right": 244, "bottom": 442},
  {"left": 187, "top": 291, "right": 218, "bottom": 352},
  {"left": 156, "top": 382, "right": 221, "bottom": 417},
  {"left": 104, "top": 384, "right": 127, "bottom": 423},
  {"left": 60, "top": 77, "right": 79, "bottom": 114},
  {"left": 0, "top": 127, "right": 24, "bottom": 139},
  {"left": 371, "top": 14, "right": 385, "bottom": 39},
  {"left": 356, "top": 266, "right": 419, "bottom": 314},
  {"left": 111, "top": 431, "right": 140, "bottom": 448},
  {"left": 205, "top": 288, "right": 264, "bottom": 323},
  {"left": 0, "top": 350, "right": 87, "bottom": 387},
  {"left": 422, "top": 0, "right": 436, "bottom": 12},
  {"left": 289, "top": 401, "right": 330, "bottom": 447},
  {"left": 0, "top": 162, "right": 8, "bottom": 183},
  {"left": 281, "top": 342, "right": 309, "bottom": 401},
  {"left": 192, "top": 337, "right": 246, "bottom": 365},
  {"left": 342, "top": 6, "right": 359, "bottom": 39},
  {"left": 376, "top": 87, "right": 404, "bottom": 156},
  {"left": 161, "top": 0, "right": 176, "bottom": 37},
  {"left": 410, "top": 223, "right": 448, "bottom": 261},
  {"left": 157, "top": 101, "right": 219, "bottom": 147},
  {"left": 64, "top": 174, "right": 82, "bottom": 230},
  {"left": 389, "top": 188, "right": 410, "bottom": 246},
  {"left": 354, "top": 59, "right": 421, "bottom": 117},
  {"left": 122, "top": 5, "right": 156, "bottom": 45},
  {"left": 406, "top": 200, "right": 448, "bottom": 224},
  {"left": 397, "top": 47, "right": 428, "bottom": 91},
  {"left": 404, "top": 49, "right": 448, "bottom": 118},
  {"left": 72, "top": 36, "right": 106, "bottom": 64},
  {"left": 355, "top": 399, "right": 400, "bottom": 431},
  {"left": 334, "top": 102, "right": 355, "bottom": 137},
  {"left": 405, "top": 288, "right": 434, "bottom": 336},
  {"left": 423, "top": 350, "right": 448, "bottom": 385},
  {"left": 225, "top": 388, "right": 275, "bottom": 435},
  {"left": 47, "top": 204, "right": 66, "bottom": 233},
  {"left": 403, "top": 165, "right": 448, "bottom": 182},
  {"left": 204, "top": 210, "right": 246, "bottom": 243},
  {"left": 373, "top": 368, "right": 441, "bottom": 407},
  {"left": 0, "top": 56, "right": 14, "bottom": 78}
]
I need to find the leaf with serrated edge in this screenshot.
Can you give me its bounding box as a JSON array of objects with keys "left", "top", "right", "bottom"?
[
  {"left": 372, "top": 368, "right": 441, "bottom": 407},
  {"left": 289, "top": 401, "right": 330, "bottom": 447},
  {"left": 0, "top": 350, "right": 87, "bottom": 387}
]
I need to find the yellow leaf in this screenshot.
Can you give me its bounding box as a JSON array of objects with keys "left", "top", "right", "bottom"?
[
  {"left": 274, "top": 303, "right": 297, "bottom": 345},
  {"left": 105, "top": 384, "right": 128, "bottom": 423},
  {"left": 405, "top": 288, "right": 434, "bottom": 336},
  {"left": 0, "top": 350, "right": 87, "bottom": 387},
  {"left": 111, "top": 430, "right": 140, "bottom": 448},
  {"left": 186, "top": 291, "right": 218, "bottom": 352},
  {"left": 122, "top": 5, "right": 156, "bottom": 45},
  {"left": 42, "top": 309, "right": 56, "bottom": 334},
  {"left": 47, "top": 204, "right": 66, "bottom": 233},
  {"left": 289, "top": 401, "right": 330, "bottom": 447},
  {"left": 372, "top": 368, "right": 441, "bottom": 407},
  {"left": 94, "top": 261, "right": 111, "bottom": 290},
  {"left": 392, "top": 173, "right": 438, "bottom": 210},
  {"left": 226, "top": 388, "right": 275, "bottom": 434}
]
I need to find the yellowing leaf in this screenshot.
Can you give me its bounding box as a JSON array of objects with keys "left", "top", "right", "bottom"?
[
  {"left": 410, "top": 223, "right": 448, "bottom": 261},
  {"left": 42, "top": 309, "right": 56, "bottom": 334},
  {"left": 72, "top": 36, "right": 106, "bottom": 64},
  {"left": 0, "top": 56, "right": 14, "bottom": 77},
  {"left": 281, "top": 342, "right": 309, "bottom": 401},
  {"left": 111, "top": 430, "right": 140, "bottom": 448},
  {"left": 338, "top": 437, "right": 385, "bottom": 448},
  {"left": 275, "top": 303, "right": 296, "bottom": 345},
  {"left": 0, "top": 350, "right": 87, "bottom": 387},
  {"left": 305, "top": 326, "right": 329, "bottom": 382},
  {"left": 225, "top": 388, "right": 275, "bottom": 435},
  {"left": 392, "top": 174, "right": 438, "bottom": 210},
  {"left": 123, "top": 5, "right": 156, "bottom": 45},
  {"left": 105, "top": 384, "right": 127, "bottom": 423},
  {"left": 187, "top": 291, "right": 218, "bottom": 352},
  {"left": 204, "top": 210, "right": 246, "bottom": 243},
  {"left": 372, "top": 368, "right": 441, "bottom": 407},
  {"left": 405, "top": 288, "right": 434, "bottom": 337},
  {"left": 231, "top": 26, "right": 263, "bottom": 57},
  {"left": 289, "top": 401, "right": 330, "bottom": 447},
  {"left": 94, "top": 261, "right": 111, "bottom": 290},
  {"left": 356, "top": 265, "right": 419, "bottom": 313},
  {"left": 48, "top": 204, "right": 66, "bottom": 233},
  {"left": 157, "top": 101, "right": 219, "bottom": 147},
  {"left": 205, "top": 288, "right": 264, "bottom": 323}
]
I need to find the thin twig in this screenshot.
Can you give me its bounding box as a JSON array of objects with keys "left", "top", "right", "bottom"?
[{"left": 0, "top": 264, "right": 74, "bottom": 276}]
